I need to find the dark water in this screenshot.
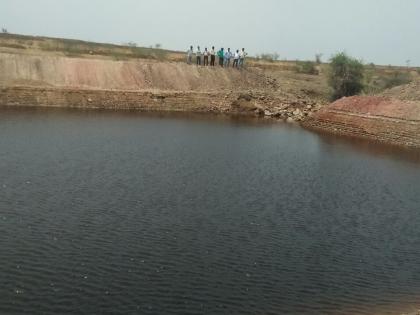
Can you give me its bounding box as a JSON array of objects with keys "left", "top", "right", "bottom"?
[{"left": 1, "top": 108, "right": 420, "bottom": 315}]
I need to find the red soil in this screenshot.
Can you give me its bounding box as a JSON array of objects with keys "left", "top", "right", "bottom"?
[
  {"left": 304, "top": 96, "right": 420, "bottom": 148},
  {"left": 328, "top": 96, "right": 420, "bottom": 121}
]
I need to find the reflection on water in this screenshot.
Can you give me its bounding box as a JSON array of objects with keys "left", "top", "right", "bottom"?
[
  {"left": 1, "top": 107, "right": 420, "bottom": 315},
  {"left": 314, "top": 129, "right": 420, "bottom": 165}
]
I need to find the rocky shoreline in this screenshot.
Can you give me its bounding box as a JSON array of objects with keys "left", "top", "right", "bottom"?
[
  {"left": 3, "top": 86, "right": 420, "bottom": 149},
  {"left": 0, "top": 86, "right": 322, "bottom": 121}
]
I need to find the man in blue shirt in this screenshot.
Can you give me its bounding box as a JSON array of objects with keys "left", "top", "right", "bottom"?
[{"left": 224, "top": 48, "right": 232, "bottom": 68}]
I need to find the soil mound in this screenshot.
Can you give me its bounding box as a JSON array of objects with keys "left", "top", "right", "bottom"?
[
  {"left": 0, "top": 50, "right": 322, "bottom": 118},
  {"left": 0, "top": 52, "right": 270, "bottom": 92},
  {"left": 304, "top": 96, "right": 420, "bottom": 148},
  {"left": 379, "top": 80, "right": 420, "bottom": 102},
  {"left": 327, "top": 96, "right": 420, "bottom": 121}
]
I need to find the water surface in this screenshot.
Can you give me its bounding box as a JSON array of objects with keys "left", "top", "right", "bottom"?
[{"left": 1, "top": 108, "right": 420, "bottom": 315}]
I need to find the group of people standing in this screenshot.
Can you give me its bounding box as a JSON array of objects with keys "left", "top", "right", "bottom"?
[{"left": 187, "top": 46, "right": 247, "bottom": 68}]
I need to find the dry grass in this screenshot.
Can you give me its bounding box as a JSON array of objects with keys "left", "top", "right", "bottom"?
[{"left": 0, "top": 33, "right": 173, "bottom": 61}]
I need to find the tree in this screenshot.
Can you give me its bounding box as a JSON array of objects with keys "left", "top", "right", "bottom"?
[
  {"left": 1, "top": 28, "right": 8, "bottom": 33},
  {"left": 328, "top": 52, "right": 364, "bottom": 100},
  {"left": 406, "top": 59, "right": 411, "bottom": 70},
  {"left": 258, "top": 53, "right": 279, "bottom": 62},
  {"left": 126, "top": 42, "right": 137, "bottom": 47},
  {"left": 155, "top": 43, "right": 162, "bottom": 49},
  {"left": 315, "top": 53, "right": 323, "bottom": 64}
]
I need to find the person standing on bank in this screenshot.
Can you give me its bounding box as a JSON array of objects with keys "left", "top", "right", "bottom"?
[
  {"left": 224, "top": 48, "right": 232, "bottom": 68},
  {"left": 217, "top": 48, "right": 224, "bottom": 67},
  {"left": 233, "top": 50, "right": 240, "bottom": 68},
  {"left": 187, "top": 46, "right": 193, "bottom": 64},
  {"left": 196, "top": 46, "right": 202, "bottom": 66},
  {"left": 203, "top": 48, "right": 209, "bottom": 66},
  {"left": 210, "top": 46, "right": 216, "bottom": 66},
  {"left": 239, "top": 48, "right": 247, "bottom": 68}
]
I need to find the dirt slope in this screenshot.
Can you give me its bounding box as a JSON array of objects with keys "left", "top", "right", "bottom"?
[
  {"left": 303, "top": 96, "right": 420, "bottom": 148},
  {"left": 379, "top": 79, "right": 420, "bottom": 102},
  {"left": 0, "top": 33, "right": 328, "bottom": 117},
  {"left": 326, "top": 96, "right": 420, "bottom": 121},
  {"left": 0, "top": 52, "right": 272, "bottom": 92}
]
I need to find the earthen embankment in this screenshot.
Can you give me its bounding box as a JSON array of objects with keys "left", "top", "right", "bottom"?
[{"left": 303, "top": 96, "right": 420, "bottom": 148}]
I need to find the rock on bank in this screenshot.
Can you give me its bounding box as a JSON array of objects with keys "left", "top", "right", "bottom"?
[{"left": 303, "top": 96, "right": 420, "bottom": 148}]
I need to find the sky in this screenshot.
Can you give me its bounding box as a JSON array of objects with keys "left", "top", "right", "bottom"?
[{"left": 1, "top": 0, "right": 420, "bottom": 66}]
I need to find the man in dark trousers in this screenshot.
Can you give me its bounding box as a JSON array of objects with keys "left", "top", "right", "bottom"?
[
  {"left": 203, "top": 48, "right": 209, "bottom": 66},
  {"left": 210, "top": 46, "right": 216, "bottom": 66},
  {"left": 196, "top": 46, "right": 202, "bottom": 66},
  {"left": 239, "top": 48, "right": 247, "bottom": 68}
]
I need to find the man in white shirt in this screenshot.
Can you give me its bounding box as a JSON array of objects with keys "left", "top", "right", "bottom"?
[
  {"left": 224, "top": 48, "right": 232, "bottom": 68},
  {"left": 196, "top": 46, "right": 202, "bottom": 66},
  {"left": 187, "top": 46, "right": 193, "bottom": 64},
  {"left": 233, "top": 50, "right": 240, "bottom": 68},
  {"left": 203, "top": 48, "right": 209, "bottom": 66},
  {"left": 239, "top": 48, "right": 247, "bottom": 68},
  {"left": 210, "top": 46, "right": 216, "bottom": 66}
]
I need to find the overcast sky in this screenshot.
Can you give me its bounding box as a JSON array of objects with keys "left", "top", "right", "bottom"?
[{"left": 1, "top": 0, "right": 419, "bottom": 66}]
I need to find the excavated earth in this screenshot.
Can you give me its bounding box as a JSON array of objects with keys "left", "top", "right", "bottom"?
[
  {"left": 303, "top": 95, "right": 420, "bottom": 148},
  {"left": 0, "top": 51, "right": 322, "bottom": 118},
  {"left": 379, "top": 79, "right": 420, "bottom": 102}
]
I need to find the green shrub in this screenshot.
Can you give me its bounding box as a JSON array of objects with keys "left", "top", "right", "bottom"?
[
  {"left": 296, "top": 61, "right": 318, "bottom": 75},
  {"left": 328, "top": 52, "right": 364, "bottom": 100},
  {"left": 383, "top": 71, "right": 412, "bottom": 89},
  {"left": 368, "top": 62, "right": 376, "bottom": 69},
  {"left": 364, "top": 70, "right": 412, "bottom": 94}
]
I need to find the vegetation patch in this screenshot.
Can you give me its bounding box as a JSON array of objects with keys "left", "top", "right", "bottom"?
[
  {"left": 328, "top": 52, "right": 364, "bottom": 100},
  {"left": 17, "top": 35, "right": 170, "bottom": 61},
  {"left": 364, "top": 67, "right": 412, "bottom": 94},
  {"left": 295, "top": 61, "right": 319, "bottom": 75},
  {"left": 255, "top": 53, "right": 280, "bottom": 62},
  {"left": 0, "top": 43, "right": 26, "bottom": 49}
]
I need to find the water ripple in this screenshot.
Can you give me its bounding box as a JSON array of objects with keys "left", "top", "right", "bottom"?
[{"left": 1, "top": 109, "right": 420, "bottom": 314}]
